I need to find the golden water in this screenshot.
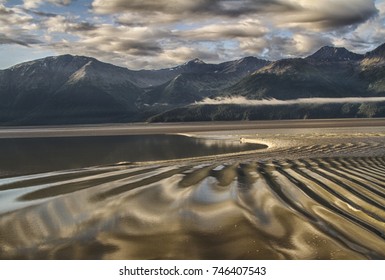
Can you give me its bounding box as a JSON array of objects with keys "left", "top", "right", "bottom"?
[{"left": 1, "top": 128, "right": 385, "bottom": 259}]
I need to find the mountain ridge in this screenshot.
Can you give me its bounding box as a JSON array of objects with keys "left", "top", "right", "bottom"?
[
  {"left": 306, "top": 46, "right": 364, "bottom": 62},
  {"left": 1, "top": 43, "right": 385, "bottom": 125}
]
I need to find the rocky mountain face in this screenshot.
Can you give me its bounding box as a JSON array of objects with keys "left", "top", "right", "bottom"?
[
  {"left": 1, "top": 43, "right": 385, "bottom": 125},
  {"left": 222, "top": 44, "right": 385, "bottom": 101},
  {"left": 152, "top": 44, "right": 385, "bottom": 122},
  {"left": 359, "top": 43, "right": 385, "bottom": 93},
  {"left": 125, "top": 56, "right": 269, "bottom": 88},
  {"left": 0, "top": 55, "right": 269, "bottom": 124},
  {"left": 141, "top": 58, "right": 269, "bottom": 106},
  {"left": 306, "top": 46, "right": 364, "bottom": 62},
  {"left": 0, "top": 55, "right": 142, "bottom": 124}
]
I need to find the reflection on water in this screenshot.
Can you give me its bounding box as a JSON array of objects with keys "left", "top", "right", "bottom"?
[
  {"left": 1, "top": 129, "right": 385, "bottom": 260},
  {"left": 0, "top": 134, "right": 264, "bottom": 177}
]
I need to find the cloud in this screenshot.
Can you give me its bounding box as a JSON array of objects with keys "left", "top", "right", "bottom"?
[
  {"left": 0, "top": 34, "right": 40, "bottom": 46},
  {"left": 99, "top": 39, "right": 163, "bottom": 56},
  {"left": 86, "top": 0, "right": 380, "bottom": 67},
  {"left": 26, "top": 9, "right": 60, "bottom": 18},
  {"left": 330, "top": 0, "right": 385, "bottom": 53},
  {"left": 278, "top": 0, "right": 378, "bottom": 30},
  {"left": 0, "top": 0, "right": 383, "bottom": 70},
  {"left": 44, "top": 15, "right": 97, "bottom": 33},
  {"left": 42, "top": 19, "right": 171, "bottom": 67},
  {"left": 0, "top": 6, "right": 31, "bottom": 25},
  {"left": 0, "top": 4, "right": 13, "bottom": 15},
  {"left": 181, "top": 19, "right": 266, "bottom": 40},
  {"left": 0, "top": 4, "right": 41, "bottom": 47},
  {"left": 161, "top": 46, "right": 220, "bottom": 63},
  {"left": 73, "top": 24, "right": 168, "bottom": 55},
  {"left": 23, "top": 0, "right": 72, "bottom": 9},
  {"left": 91, "top": 0, "right": 377, "bottom": 30},
  {"left": 92, "top": 0, "right": 293, "bottom": 17},
  {"left": 236, "top": 34, "right": 333, "bottom": 60},
  {"left": 196, "top": 96, "right": 385, "bottom": 106}
]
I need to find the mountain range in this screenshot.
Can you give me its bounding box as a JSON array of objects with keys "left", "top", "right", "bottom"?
[{"left": 1, "top": 43, "right": 385, "bottom": 125}]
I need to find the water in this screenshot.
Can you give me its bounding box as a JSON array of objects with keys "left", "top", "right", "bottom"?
[
  {"left": 1, "top": 127, "right": 385, "bottom": 260},
  {"left": 0, "top": 134, "right": 264, "bottom": 177}
]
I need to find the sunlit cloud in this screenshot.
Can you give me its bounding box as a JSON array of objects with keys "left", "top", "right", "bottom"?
[{"left": 0, "top": 0, "right": 384, "bottom": 69}]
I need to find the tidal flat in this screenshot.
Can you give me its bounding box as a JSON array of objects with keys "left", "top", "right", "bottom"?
[{"left": 0, "top": 119, "right": 385, "bottom": 260}]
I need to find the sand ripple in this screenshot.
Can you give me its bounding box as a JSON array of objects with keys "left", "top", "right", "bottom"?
[{"left": 1, "top": 138, "right": 385, "bottom": 259}]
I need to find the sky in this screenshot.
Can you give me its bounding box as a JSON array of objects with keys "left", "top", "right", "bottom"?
[{"left": 1, "top": 0, "right": 385, "bottom": 70}]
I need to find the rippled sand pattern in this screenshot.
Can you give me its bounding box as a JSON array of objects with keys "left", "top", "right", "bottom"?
[{"left": 1, "top": 130, "right": 385, "bottom": 259}]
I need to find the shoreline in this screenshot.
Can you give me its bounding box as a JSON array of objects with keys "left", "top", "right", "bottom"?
[{"left": 0, "top": 118, "right": 385, "bottom": 138}]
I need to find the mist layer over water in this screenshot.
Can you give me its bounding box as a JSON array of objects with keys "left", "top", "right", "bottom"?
[
  {"left": 0, "top": 127, "right": 385, "bottom": 259},
  {"left": 196, "top": 96, "right": 385, "bottom": 105}
]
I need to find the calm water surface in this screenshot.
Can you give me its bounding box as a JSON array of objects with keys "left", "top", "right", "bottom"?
[{"left": 0, "top": 134, "right": 264, "bottom": 177}]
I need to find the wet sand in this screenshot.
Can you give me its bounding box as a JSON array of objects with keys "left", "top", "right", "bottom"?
[
  {"left": 0, "top": 119, "right": 385, "bottom": 260},
  {"left": 1, "top": 118, "right": 385, "bottom": 138}
]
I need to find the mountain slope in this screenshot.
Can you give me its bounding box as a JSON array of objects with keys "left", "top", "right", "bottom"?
[
  {"left": 0, "top": 55, "right": 143, "bottom": 124},
  {"left": 222, "top": 46, "right": 384, "bottom": 101},
  {"left": 359, "top": 43, "right": 385, "bottom": 93},
  {"left": 141, "top": 73, "right": 221, "bottom": 105},
  {"left": 306, "top": 46, "right": 364, "bottom": 62},
  {"left": 2, "top": 43, "right": 385, "bottom": 125},
  {"left": 223, "top": 58, "right": 363, "bottom": 99},
  {"left": 150, "top": 44, "right": 385, "bottom": 122},
  {"left": 126, "top": 57, "right": 270, "bottom": 88},
  {"left": 140, "top": 57, "right": 270, "bottom": 105},
  {"left": 0, "top": 54, "right": 270, "bottom": 124}
]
